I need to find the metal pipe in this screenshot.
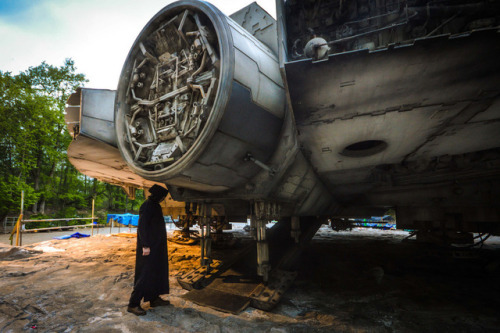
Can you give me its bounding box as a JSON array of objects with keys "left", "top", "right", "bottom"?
[
  {"left": 178, "top": 10, "right": 189, "bottom": 31},
  {"left": 344, "top": 8, "right": 400, "bottom": 25},
  {"left": 176, "top": 135, "right": 187, "bottom": 153},
  {"left": 130, "top": 106, "right": 142, "bottom": 125},
  {"left": 136, "top": 58, "right": 148, "bottom": 70},
  {"left": 190, "top": 84, "right": 207, "bottom": 99},
  {"left": 132, "top": 85, "right": 190, "bottom": 106},
  {"left": 327, "top": 11, "right": 418, "bottom": 46},
  {"left": 190, "top": 51, "right": 207, "bottom": 80},
  {"left": 245, "top": 153, "right": 276, "bottom": 176},
  {"left": 425, "top": 11, "right": 461, "bottom": 37},
  {"left": 124, "top": 115, "right": 137, "bottom": 156},
  {"left": 157, "top": 124, "right": 176, "bottom": 133},
  {"left": 151, "top": 14, "right": 179, "bottom": 37},
  {"left": 150, "top": 64, "right": 160, "bottom": 92},
  {"left": 148, "top": 110, "right": 157, "bottom": 143},
  {"left": 183, "top": 118, "right": 199, "bottom": 137},
  {"left": 193, "top": 13, "right": 219, "bottom": 64},
  {"left": 174, "top": 56, "right": 179, "bottom": 90},
  {"left": 177, "top": 11, "right": 190, "bottom": 46},
  {"left": 180, "top": 105, "right": 190, "bottom": 134},
  {"left": 173, "top": 97, "right": 178, "bottom": 131},
  {"left": 202, "top": 77, "right": 217, "bottom": 105}
]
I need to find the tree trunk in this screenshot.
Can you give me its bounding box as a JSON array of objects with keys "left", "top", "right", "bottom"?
[
  {"left": 31, "top": 150, "right": 43, "bottom": 213},
  {"left": 38, "top": 161, "right": 56, "bottom": 214},
  {"left": 39, "top": 198, "right": 46, "bottom": 214},
  {"left": 92, "top": 179, "right": 97, "bottom": 207}
]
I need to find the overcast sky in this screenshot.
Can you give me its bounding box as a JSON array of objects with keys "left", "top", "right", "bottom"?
[{"left": 0, "top": 0, "right": 275, "bottom": 90}]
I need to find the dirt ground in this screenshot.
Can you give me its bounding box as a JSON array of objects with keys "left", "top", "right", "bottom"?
[{"left": 0, "top": 226, "right": 499, "bottom": 332}]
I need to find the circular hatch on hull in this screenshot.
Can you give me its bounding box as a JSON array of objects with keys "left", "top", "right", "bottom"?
[{"left": 340, "top": 140, "right": 388, "bottom": 158}]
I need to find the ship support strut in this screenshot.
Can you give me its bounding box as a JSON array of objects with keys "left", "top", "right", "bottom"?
[{"left": 253, "top": 201, "right": 280, "bottom": 282}]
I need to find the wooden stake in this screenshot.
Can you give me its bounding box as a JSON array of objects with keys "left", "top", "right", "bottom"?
[
  {"left": 91, "top": 198, "right": 95, "bottom": 236},
  {"left": 15, "top": 191, "right": 24, "bottom": 246},
  {"left": 12, "top": 214, "right": 22, "bottom": 246}
]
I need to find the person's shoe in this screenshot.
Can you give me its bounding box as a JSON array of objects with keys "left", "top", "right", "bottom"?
[
  {"left": 127, "top": 305, "right": 146, "bottom": 316},
  {"left": 150, "top": 298, "right": 170, "bottom": 307}
]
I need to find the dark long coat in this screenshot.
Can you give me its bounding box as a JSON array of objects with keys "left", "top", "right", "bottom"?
[{"left": 133, "top": 198, "right": 169, "bottom": 301}]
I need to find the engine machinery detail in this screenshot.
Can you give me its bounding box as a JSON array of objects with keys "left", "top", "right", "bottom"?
[
  {"left": 123, "top": 9, "right": 219, "bottom": 170},
  {"left": 285, "top": 0, "right": 500, "bottom": 60}
]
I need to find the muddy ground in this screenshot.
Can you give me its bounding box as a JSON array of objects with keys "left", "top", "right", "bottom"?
[{"left": 1, "top": 227, "right": 499, "bottom": 332}]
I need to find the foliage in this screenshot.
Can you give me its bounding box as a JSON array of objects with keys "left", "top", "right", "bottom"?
[
  {"left": 0, "top": 175, "right": 39, "bottom": 215},
  {"left": 0, "top": 60, "right": 144, "bottom": 224}
]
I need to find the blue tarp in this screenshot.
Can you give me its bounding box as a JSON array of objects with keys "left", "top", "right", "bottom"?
[
  {"left": 353, "top": 222, "right": 396, "bottom": 230},
  {"left": 53, "top": 232, "right": 90, "bottom": 240},
  {"left": 53, "top": 235, "right": 71, "bottom": 240},
  {"left": 107, "top": 213, "right": 140, "bottom": 227},
  {"left": 71, "top": 232, "right": 90, "bottom": 238}
]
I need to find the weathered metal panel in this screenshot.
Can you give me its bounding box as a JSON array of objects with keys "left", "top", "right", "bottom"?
[
  {"left": 286, "top": 30, "right": 500, "bottom": 187},
  {"left": 229, "top": 2, "right": 279, "bottom": 57},
  {"left": 79, "top": 89, "right": 117, "bottom": 146}
]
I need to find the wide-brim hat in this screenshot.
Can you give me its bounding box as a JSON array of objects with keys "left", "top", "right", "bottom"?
[{"left": 149, "top": 184, "right": 168, "bottom": 197}]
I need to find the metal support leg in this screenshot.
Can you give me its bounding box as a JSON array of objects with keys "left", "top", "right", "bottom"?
[
  {"left": 291, "top": 216, "right": 301, "bottom": 243},
  {"left": 199, "top": 203, "right": 212, "bottom": 270},
  {"left": 255, "top": 218, "right": 270, "bottom": 282},
  {"left": 249, "top": 217, "right": 257, "bottom": 240},
  {"left": 181, "top": 202, "right": 193, "bottom": 238},
  {"left": 254, "top": 200, "right": 277, "bottom": 282}
]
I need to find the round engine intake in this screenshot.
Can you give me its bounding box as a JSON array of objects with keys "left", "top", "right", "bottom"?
[{"left": 115, "top": 0, "right": 285, "bottom": 193}]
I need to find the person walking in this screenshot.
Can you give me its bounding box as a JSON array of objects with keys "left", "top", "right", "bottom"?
[{"left": 127, "top": 184, "right": 171, "bottom": 316}]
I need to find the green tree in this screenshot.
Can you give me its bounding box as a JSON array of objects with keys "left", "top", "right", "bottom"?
[
  {"left": 1, "top": 59, "right": 142, "bottom": 224},
  {"left": 0, "top": 59, "right": 87, "bottom": 220},
  {"left": 20, "top": 59, "right": 87, "bottom": 213},
  {"left": 0, "top": 71, "right": 46, "bottom": 217}
]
